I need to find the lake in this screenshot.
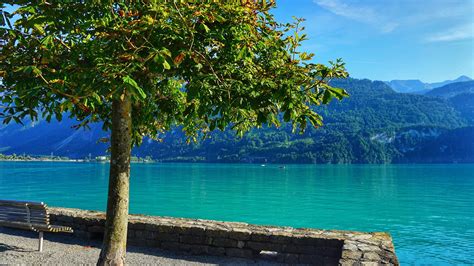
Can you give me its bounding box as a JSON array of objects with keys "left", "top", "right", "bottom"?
[{"left": 0, "top": 162, "right": 472, "bottom": 264}]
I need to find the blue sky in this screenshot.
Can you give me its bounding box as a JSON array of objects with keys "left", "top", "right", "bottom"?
[{"left": 272, "top": 0, "right": 474, "bottom": 82}]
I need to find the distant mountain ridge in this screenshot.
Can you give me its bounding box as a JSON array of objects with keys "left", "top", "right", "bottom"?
[
  {"left": 1, "top": 78, "right": 473, "bottom": 163},
  {"left": 425, "top": 80, "right": 474, "bottom": 98},
  {"left": 385, "top": 75, "right": 472, "bottom": 94}
]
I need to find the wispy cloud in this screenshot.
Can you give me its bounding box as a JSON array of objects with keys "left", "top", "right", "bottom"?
[
  {"left": 313, "top": 0, "right": 396, "bottom": 32},
  {"left": 313, "top": 0, "right": 377, "bottom": 24},
  {"left": 426, "top": 23, "right": 474, "bottom": 42},
  {"left": 313, "top": 0, "right": 473, "bottom": 35}
]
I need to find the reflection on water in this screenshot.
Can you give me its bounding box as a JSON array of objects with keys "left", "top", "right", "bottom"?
[{"left": 0, "top": 162, "right": 473, "bottom": 264}]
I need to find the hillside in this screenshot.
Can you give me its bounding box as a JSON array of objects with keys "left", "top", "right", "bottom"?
[
  {"left": 425, "top": 80, "right": 474, "bottom": 98},
  {"left": 386, "top": 75, "right": 472, "bottom": 94},
  {"left": 0, "top": 78, "right": 472, "bottom": 163}
]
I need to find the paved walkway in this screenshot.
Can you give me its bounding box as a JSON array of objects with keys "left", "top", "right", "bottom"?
[{"left": 0, "top": 227, "right": 279, "bottom": 265}]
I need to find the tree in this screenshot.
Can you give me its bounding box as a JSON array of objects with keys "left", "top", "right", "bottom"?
[{"left": 0, "top": 1, "right": 348, "bottom": 265}]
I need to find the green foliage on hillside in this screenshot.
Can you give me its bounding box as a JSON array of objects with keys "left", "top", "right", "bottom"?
[
  {"left": 426, "top": 80, "right": 474, "bottom": 98},
  {"left": 134, "top": 78, "right": 470, "bottom": 163}
]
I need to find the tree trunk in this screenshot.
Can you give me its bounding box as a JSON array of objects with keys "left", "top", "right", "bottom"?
[{"left": 98, "top": 93, "right": 132, "bottom": 266}]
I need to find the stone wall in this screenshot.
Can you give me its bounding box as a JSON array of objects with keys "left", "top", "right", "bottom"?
[{"left": 49, "top": 208, "right": 398, "bottom": 265}]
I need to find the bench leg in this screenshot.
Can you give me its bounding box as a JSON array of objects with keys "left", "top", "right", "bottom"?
[{"left": 38, "top": 231, "right": 43, "bottom": 252}]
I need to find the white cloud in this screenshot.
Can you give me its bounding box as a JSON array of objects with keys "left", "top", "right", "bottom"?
[
  {"left": 426, "top": 23, "right": 474, "bottom": 42},
  {"left": 313, "top": 0, "right": 396, "bottom": 32},
  {"left": 314, "top": 0, "right": 377, "bottom": 23},
  {"left": 313, "top": 0, "right": 473, "bottom": 35}
]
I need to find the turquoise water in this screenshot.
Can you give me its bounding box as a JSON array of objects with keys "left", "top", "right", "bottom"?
[{"left": 0, "top": 162, "right": 473, "bottom": 264}]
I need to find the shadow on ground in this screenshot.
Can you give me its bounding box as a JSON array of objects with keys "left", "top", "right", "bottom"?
[{"left": 0, "top": 227, "right": 278, "bottom": 265}]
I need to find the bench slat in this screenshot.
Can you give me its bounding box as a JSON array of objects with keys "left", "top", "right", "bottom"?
[
  {"left": 0, "top": 216, "right": 48, "bottom": 223},
  {"left": 0, "top": 209, "right": 47, "bottom": 215},
  {"left": 0, "top": 210, "right": 47, "bottom": 216},
  {"left": 0, "top": 202, "right": 45, "bottom": 208},
  {"left": 0, "top": 221, "right": 34, "bottom": 230},
  {"left": 0, "top": 215, "right": 46, "bottom": 222},
  {"left": 0, "top": 207, "right": 48, "bottom": 213},
  {"left": 0, "top": 199, "right": 44, "bottom": 206}
]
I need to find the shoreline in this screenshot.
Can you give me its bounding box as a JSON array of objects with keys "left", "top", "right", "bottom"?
[{"left": 1, "top": 159, "right": 473, "bottom": 165}]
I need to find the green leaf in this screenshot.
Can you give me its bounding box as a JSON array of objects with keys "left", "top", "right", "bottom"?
[
  {"left": 328, "top": 87, "right": 349, "bottom": 100},
  {"left": 123, "top": 76, "right": 146, "bottom": 99},
  {"left": 41, "top": 35, "right": 54, "bottom": 48},
  {"left": 163, "top": 60, "right": 171, "bottom": 70},
  {"left": 33, "top": 24, "right": 45, "bottom": 35},
  {"left": 160, "top": 48, "right": 171, "bottom": 58},
  {"left": 201, "top": 23, "right": 210, "bottom": 33},
  {"left": 92, "top": 92, "right": 102, "bottom": 104},
  {"left": 322, "top": 90, "right": 333, "bottom": 104}
]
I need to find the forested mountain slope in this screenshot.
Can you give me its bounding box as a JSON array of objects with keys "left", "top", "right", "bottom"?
[{"left": 1, "top": 78, "right": 472, "bottom": 163}]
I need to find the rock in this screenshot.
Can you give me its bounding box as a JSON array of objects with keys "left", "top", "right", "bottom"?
[{"left": 225, "top": 248, "right": 253, "bottom": 258}]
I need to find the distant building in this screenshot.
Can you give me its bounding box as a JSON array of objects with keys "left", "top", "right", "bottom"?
[{"left": 95, "top": 156, "right": 108, "bottom": 161}]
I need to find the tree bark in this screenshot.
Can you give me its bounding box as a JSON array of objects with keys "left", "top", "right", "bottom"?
[{"left": 98, "top": 93, "right": 132, "bottom": 266}]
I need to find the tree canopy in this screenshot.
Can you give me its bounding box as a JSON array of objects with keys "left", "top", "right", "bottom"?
[
  {"left": 1, "top": 1, "right": 348, "bottom": 264},
  {"left": 1, "top": 1, "right": 348, "bottom": 142}
]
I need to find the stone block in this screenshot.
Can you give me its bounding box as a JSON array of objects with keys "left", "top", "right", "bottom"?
[
  {"left": 228, "top": 228, "right": 251, "bottom": 240},
  {"left": 155, "top": 233, "right": 179, "bottom": 242},
  {"left": 58, "top": 215, "right": 74, "bottom": 223},
  {"left": 299, "top": 254, "right": 325, "bottom": 264},
  {"left": 72, "top": 217, "right": 85, "bottom": 225},
  {"left": 84, "top": 218, "right": 103, "bottom": 226},
  {"left": 157, "top": 225, "right": 175, "bottom": 233},
  {"left": 323, "top": 247, "right": 343, "bottom": 258},
  {"left": 87, "top": 225, "right": 104, "bottom": 233},
  {"left": 250, "top": 233, "right": 272, "bottom": 242},
  {"left": 279, "top": 253, "right": 300, "bottom": 263},
  {"left": 246, "top": 241, "right": 283, "bottom": 252},
  {"left": 127, "top": 239, "right": 143, "bottom": 246},
  {"left": 161, "top": 241, "right": 181, "bottom": 251},
  {"left": 206, "top": 229, "right": 228, "bottom": 238},
  {"left": 225, "top": 248, "right": 254, "bottom": 259},
  {"left": 146, "top": 240, "right": 161, "bottom": 247},
  {"left": 324, "top": 256, "right": 340, "bottom": 265},
  {"left": 212, "top": 237, "right": 238, "bottom": 248},
  {"left": 129, "top": 222, "right": 146, "bottom": 230},
  {"left": 135, "top": 230, "right": 146, "bottom": 240},
  {"left": 360, "top": 262, "right": 379, "bottom": 266},
  {"left": 189, "top": 244, "right": 209, "bottom": 255},
  {"left": 78, "top": 224, "right": 87, "bottom": 231},
  {"left": 146, "top": 231, "right": 157, "bottom": 240},
  {"left": 184, "top": 225, "right": 207, "bottom": 236},
  {"left": 145, "top": 223, "right": 161, "bottom": 232},
  {"left": 283, "top": 244, "right": 315, "bottom": 254},
  {"left": 342, "top": 250, "right": 363, "bottom": 260},
  {"left": 208, "top": 246, "right": 226, "bottom": 256},
  {"left": 180, "top": 235, "right": 206, "bottom": 245},
  {"left": 339, "top": 259, "right": 361, "bottom": 266},
  {"left": 73, "top": 231, "right": 88, "bottom": 239},
  {"left": 363, "top": 252, "right": 381, "bottom": 261}
]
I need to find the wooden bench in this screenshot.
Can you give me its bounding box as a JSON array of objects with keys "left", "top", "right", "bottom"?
[{"left": 0, "top": 199, "right": 73, "bottom": 252}]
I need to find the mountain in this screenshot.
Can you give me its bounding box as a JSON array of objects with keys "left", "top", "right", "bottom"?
[
  {"left": 448, "top": 93, "right": 474, "bottom": 124},
  {"left": 425, "top": 80, "right": 474, "bottom": 98},
  {"left": 384, "top": 79, "right": 431, "bottom": 94},
  {"left": 424, "top": 80, "right": 474, "bottom": 125},
  {"left": 0, "top": 118, "right": 108, "bottom": 157},
  {"left": 385, "top": 75, "right": 472, "bottom": 94},
  {"left": 1, "top": 78, "right": 473, "bottom": 163},
  {"left": 430, "top": 75, "right": 472, "bottom": 89}
]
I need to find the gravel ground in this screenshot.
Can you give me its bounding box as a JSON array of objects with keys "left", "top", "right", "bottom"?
[{"left": 0, "top": 227, "right": 280, "bottom": 265}]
